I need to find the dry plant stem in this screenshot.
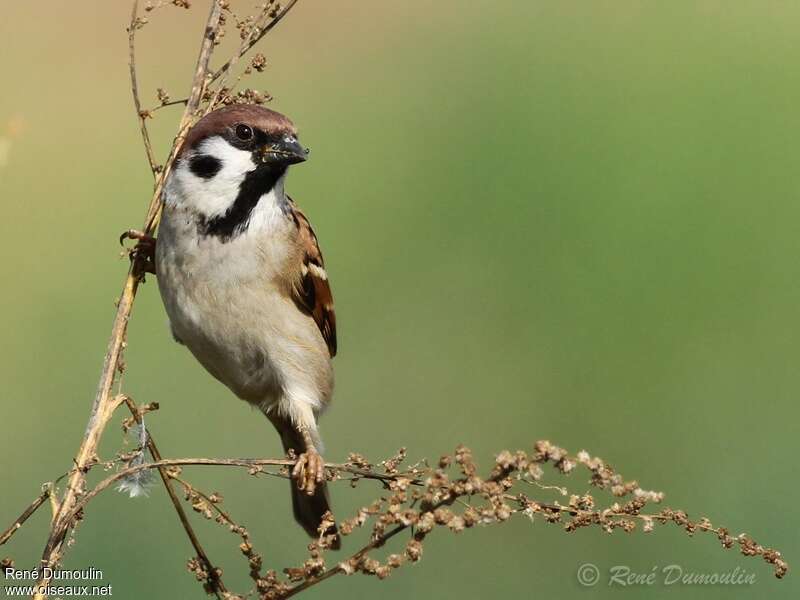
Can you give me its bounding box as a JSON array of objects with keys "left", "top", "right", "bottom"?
[
  {"left": 16, "top": 442, "right": 787, "bottom": 598},
  {"left": 0, "top": 490, "right": 49, "bottom": 547},
  {"left": 283, "top": 512, "right": 419, "bottom": 599},
  {"left": 167, "top": 0, "right": 302, "bottom": 109},
  {"left": 1, "top": 473, "right": 79, "bottom": 548},
  {"left": 172, "top": 476, "right": 238, "bottom": 529},
  {"left": 63, "top": 458, "right": 408, "bottom": 521},
  {"left": 211, "top": 0, "right": 299, "bottom": 84},
  {"left": 143, "top": 0, "right": 223, "bottom": 232},
  {"left": 127, "top": 1, "right": 227, "bottom": 592},
  {"left": 153, "top": 98, "right": 189, "bottom": 111},
  {"left": 128, "top": 0, "right": 159, "bottom": 177},
  {"left": 121, "top": 397, "right": 228, "bottom": 598},
  {"left": 285, "top": 460, "right": 511, "bottom": 597},
  {"left": 33, "top": 315, "right": 131, "bottom": 594},
  {"left": 32, "top": 3, "right": 223, "bottom": 598}
]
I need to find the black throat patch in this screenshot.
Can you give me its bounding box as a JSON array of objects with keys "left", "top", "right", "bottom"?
[{"left": 198, "top": 162, "right": 286, "bottom": 243}]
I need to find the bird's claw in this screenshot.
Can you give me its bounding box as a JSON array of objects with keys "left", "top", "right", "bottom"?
[
  {"left": 120, "top": 229, "right": 156, "bottom": 275},
  {"left": 293, "top": 449, "right": 325, "bottom": 496},
  {"left": 120, "top": 228, "right": 155, "bottom": 246}
]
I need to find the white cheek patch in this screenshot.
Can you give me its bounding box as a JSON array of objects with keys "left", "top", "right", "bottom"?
[{"left": 167, "top": 135, "right": 256, "bottom": 219}]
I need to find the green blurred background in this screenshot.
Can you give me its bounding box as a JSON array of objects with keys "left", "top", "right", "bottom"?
[{"left": 0, "top": 1, "right": 797, "bottom": 598}]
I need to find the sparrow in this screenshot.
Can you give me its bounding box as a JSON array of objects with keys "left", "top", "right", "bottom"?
[{"left": 152, "top": 104, "right": 339, "bottom": 546}]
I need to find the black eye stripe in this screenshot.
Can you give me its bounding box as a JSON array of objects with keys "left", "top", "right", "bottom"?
[{"left": 189, "top": 154, "right": 222, "bottom": 179}]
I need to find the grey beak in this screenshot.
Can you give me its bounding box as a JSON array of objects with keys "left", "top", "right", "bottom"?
[{"left": 261, "top": 135, "right": 309, "bottom": 165}]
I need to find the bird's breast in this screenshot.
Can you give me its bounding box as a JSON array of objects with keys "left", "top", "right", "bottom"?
[{"left": 155, "top": 205, "right": 297, "bottom": 403}]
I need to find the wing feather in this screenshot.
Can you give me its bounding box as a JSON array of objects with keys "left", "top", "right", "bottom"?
[{"left": 288, "top": 199, "right": 337, "bottom": 357}]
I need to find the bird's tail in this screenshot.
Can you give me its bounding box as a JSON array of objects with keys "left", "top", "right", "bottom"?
[{"left": 275, "top": 422, "right": 341, "bottom": 549}]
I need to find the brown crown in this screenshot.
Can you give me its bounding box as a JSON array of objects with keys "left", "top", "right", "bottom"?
[{"left": 179, "top": 105, "right": 297, "bottom": 156}]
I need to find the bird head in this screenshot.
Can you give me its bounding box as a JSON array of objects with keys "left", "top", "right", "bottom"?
[{"left": 166, "top": 105, "right": 309, "bottom": 233}]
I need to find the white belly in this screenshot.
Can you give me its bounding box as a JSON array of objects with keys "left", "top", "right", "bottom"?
[{"left": 155, "top": 204, "right": 332, "bottom": 410}]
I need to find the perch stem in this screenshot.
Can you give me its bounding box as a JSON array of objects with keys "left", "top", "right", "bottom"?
[
  {"left": 128, "top": 0, "right": 159, "bottom": 177},
  {"left": 31, "top": 2, "right": 224, "bottom": 597},
  {"left": 122, "top": 396, "right": 227, "bottom": 597},
  {"left": 0, "top": 490, "right": 50, "bottom": 547}
]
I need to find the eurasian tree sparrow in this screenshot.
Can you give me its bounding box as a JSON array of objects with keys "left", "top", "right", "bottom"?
[{"left": 153, "top": 105, "right": 339, "bottom": 546}]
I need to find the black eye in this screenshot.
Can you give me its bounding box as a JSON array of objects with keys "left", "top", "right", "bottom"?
[{"left": 235, "top": 124, "right": 253, "bottom": 141}]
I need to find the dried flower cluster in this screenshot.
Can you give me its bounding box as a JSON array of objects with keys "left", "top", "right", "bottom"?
[{"left": 29, "top": 438, "right": 774, "bottom": 599}]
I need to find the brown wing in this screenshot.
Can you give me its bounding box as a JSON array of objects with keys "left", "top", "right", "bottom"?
[{"left": 288, "top": 198, "right": 337, "bottom": 357}]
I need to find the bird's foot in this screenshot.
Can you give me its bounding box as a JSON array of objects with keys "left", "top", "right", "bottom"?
[
  {"left": 293, "top": 447, "right": 325, "bottom": 496},
  {"left": 120, "top": 229, "right": 156, "bottom": 275}
]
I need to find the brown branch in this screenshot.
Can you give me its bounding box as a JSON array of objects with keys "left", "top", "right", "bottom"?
[
  {"left": 62, "top": 457, "right": 406, "bottom": 523},
  {"left": 0, "top": 490, "right": 49, "bottom": 547},
  {"left": 9, "top": 439, "right": 788, "bottom": 598},
  {"left": 121, "top": 397, "right": 228, "bottom": 598},
  {"left": 210, "top": 0, "right": 299, "bottom": 85},
  {"left": 282, "top": 509, "right": 418, "bottom": 599},
  {"left": 32, "top": 3, "right": 224, "bottom": 598},
  {"left": 142, "top": 0, "right": 223, "bottom": 233},
  {"left": 279, "top": 443, "right": 790, "bottom": 597},
  {"left": 150, "top": 98, "right": 189, "bottom": 112},
  {"left": 127, "top": 0, "right": 159, "bottom": 177},
  {"left": 1, "top": 463, "right": 119, "bottom": 549},
  {"left": 171, "top": 476, "right": 237, "bottom": 527},
  {"left": 280, "top": 458, "right": 494, "bottom": 598},
  {"left": 167, "top": 0, "right": 301, "bottom": 110},
  {"left": 185, "top": 3, "right": 223, "bottom": 116},
  {"left": 36, "top": 387, "right": 127, "bottom": 583}
]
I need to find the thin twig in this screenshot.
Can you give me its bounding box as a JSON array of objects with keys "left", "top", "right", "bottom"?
[
  {"left": 0, "top": 462, "right": 124, "bottom": 548},
  {"left": 121, "top": 397, "right": 227, "bottom": 598},
  {"left": 210, "top": 0, "right": 299, "bottom": 85},
  {"left": 282, "top": 483, "right": 468, "bottom": 598},
  {"left": 150, "top": 98, "right": 189, "bottom": 112},
  {"left": 283, "top": 517, "right": 412, "bottom": 598},
  {"left": 142, "top": 0, "right": 224, "bottom": 233},
  {"left": 0, "top": 490, "right": 49, "bottom": 547},
  {"left": 168, "top": 0, "right": 301, "bottom": 110},
  {"left": 37, "top": 389, "right": 127, "bottom": 573},
  {"left": 32, "top": 3, "right": 224, "bottom": 597},
  {"left": 63, "top": 457, "right": 414, "bottom": 522},
  {"left": 128, "top": 0, "right": 159, "bottom": 177}
]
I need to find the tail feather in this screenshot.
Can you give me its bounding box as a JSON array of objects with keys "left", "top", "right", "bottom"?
[
  {"left": 290, "top": 483, "right": 337, "bottom": 541},
  {"left": 275, "top": 421, "right": 341, "bottom": 549}
]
